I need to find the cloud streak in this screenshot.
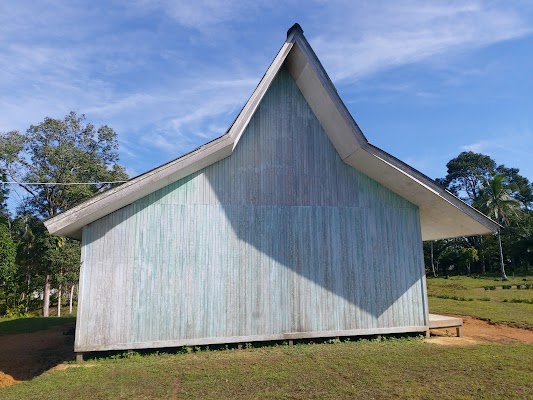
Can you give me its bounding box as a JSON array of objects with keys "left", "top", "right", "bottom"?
[
  {"left": 1, "top": 0, "right": 532, "bottom": 180},
  {"left": 311, "top": 1, "right": 533, "bottom": 82}
]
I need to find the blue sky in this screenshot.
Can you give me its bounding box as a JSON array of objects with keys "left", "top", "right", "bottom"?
[{"left": 1, "top": 1, "right": 532, "bottom": 187}]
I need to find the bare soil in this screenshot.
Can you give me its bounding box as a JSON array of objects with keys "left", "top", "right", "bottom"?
[
  {"left": 427, "top": 315, "right": 533, "bottom": 346},
  {"left": 1, "top": 316, "right": 533, "bottom": 388},
  {"left": 0, "top": 321, "right": 75, "bottom": 388}
]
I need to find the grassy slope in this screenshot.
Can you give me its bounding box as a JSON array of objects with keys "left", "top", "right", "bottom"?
[
  {"left": 427, "top": 276, "right": 533, "bottom": 327},
  {"left": 2, "top": 340, "right": 533, "bottom": 400}
]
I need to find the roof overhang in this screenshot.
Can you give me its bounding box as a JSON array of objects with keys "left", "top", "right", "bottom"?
[{"left": 45, "top": 24, "right": 499, "bottom": 241}]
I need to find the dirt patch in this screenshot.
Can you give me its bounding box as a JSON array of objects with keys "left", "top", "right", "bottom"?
[
  {"left": 426, "top": 315, "right": 533, "bottom": 346},
  {"left": 50, "top": 363, "right": 95, "bottom": 371},
  {"left": 0, "top": 322, "right": 75, "bottom": 388}
]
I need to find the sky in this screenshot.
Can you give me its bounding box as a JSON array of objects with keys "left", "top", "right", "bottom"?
[{"left": 1, "top": 0, "right": 532, "bottom": 190}]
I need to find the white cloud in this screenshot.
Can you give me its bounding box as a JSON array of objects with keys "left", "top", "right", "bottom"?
[
  {"left": 311, "top": 1, "right": 533, "bottom": 82},
  {"left": 460, "top": 133, "right": 532, "bottom": 156},
  {"left": 459, "top": 131, "right": 533, "bottom": 178},
  {"left": 129, "top": 0, "right": 268, "bottom": 30},
  {"left": 139, "top": 77, "right": 257, "bottom": 154},
  {"left": 1, "top": 0, "right": 532, "bottom": 180}
]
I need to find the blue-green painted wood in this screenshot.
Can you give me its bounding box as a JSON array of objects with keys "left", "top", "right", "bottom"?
[{"left": 75, "top": 66, "right": 427, "bottom": 352}]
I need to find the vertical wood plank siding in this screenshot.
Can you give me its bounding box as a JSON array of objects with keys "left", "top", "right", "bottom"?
[{"left": 76, "top": 66, "right": 427, "bottom": 352}]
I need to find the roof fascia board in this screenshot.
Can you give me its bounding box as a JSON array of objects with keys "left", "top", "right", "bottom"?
[
  {"left": 44, "top": 136, "right": 233, "bottom": 239},
  {"left": 364, "top": 144, "right": 500, "bottom": 231},
  {"left": 344, "top": 146, "right": 499, "bottom": 240},
  {"left": 45, "top": 25, "right": 499, "bottom": 241},
  {"left": 284, "top": 35, "right": 365, "bottom": 159},
  {"left": 45, "top": 35, "right": 300, "bottom": 239},
  {"left": 229, "top": 37, "right": 295, "bottom": 150},
  {"left": 282, "top": 30, "right": 499, "bottom": 239}
]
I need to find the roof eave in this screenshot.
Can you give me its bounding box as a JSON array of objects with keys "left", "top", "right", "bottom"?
[{"left": 45, "top": 24, "right": 499, "bottom": 242}]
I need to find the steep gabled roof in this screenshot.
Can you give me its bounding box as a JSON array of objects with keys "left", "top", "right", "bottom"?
[{"left": 45, "top": 24, "right": 499, "bottom": 241}]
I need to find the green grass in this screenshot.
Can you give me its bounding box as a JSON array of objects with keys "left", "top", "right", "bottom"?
[
  {"left": 2, "top": 276, "right": 532, "bottom": 398},
  {"left": 2, "top": 340, "right": 533, "bottom": 399},
  {"left": 427, "top": 276, "right": 533, "bottom": 328},
  {"left": 0, "top": 316, "right": 76, "bottom": 336}
]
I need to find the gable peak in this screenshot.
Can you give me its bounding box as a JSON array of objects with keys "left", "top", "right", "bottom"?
[{"left": 287, "top": 23, "right": 304, "bottom": 38}]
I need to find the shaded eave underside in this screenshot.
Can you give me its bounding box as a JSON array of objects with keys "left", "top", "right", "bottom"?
[{"left": 44, "top": 29, "right": 499, "bottom": 241}]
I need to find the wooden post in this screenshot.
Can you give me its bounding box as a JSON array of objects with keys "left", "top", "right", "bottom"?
[
  {"left": 456, "top": 326, "right": 462, "bottom": 337},
  {"left": 376, "top": 334, "right": 382, "bottom": 341},
  {"left": 288, "top": 339, "right": 293, "bottom": 346},
  {"left": 76, "top": 353, "right": 84, "bottom": 363},
  {"left": 425, "top": 330, "right": 431, "bottom": 338},
  {"left": 237, "top": 343, "right": 242, "bottom": 350}
]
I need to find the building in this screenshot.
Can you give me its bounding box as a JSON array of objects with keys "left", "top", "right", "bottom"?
[{"left": 45, "top": 24, "right": 498, "bottom": 356}]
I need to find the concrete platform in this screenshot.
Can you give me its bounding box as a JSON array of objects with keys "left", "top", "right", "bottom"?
[{"left": 428, "top": 314, "right": 463, "bottom": 337}]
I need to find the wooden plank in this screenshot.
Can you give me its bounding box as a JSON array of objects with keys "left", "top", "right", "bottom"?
[{"left": 75, "top": 325, "right": 429, "bottom": 352}]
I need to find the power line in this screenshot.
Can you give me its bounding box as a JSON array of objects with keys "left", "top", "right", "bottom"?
[{"left": 3, "top": 181, "right": 128, "bottom": 186}]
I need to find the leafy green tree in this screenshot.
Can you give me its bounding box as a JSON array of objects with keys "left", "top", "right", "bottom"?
[
  {"left": 443, "top": 152, "right": 496, "bottom": 203},
  {"left": 0, "top": 111, "right": 127, "bottom": 218},
  {"left": 9, "top": 214, "right": 50, "bottom": 314},
  {"left": 436, "top": 152, "right": 533, "bottom": 277},
  {"left": 474, "top": 174, "right": 521, "bottom": 280},
  {"left": 0, "top": 112, "right": 128, "bottom": 316},
  {"left": 0, "top": 223, "right": 17, "bottom": 316},
  {"left": 496, "top": 166, "right": 533, "bottom": 210},
  {"left": 47, "top": 237, "right": 80, "bottom": 316},
  {"left": 459, "top": 247, "right": 479, "bottom": 276},
  {"left": 0, "top": 169, "right": 9, "bottom": 226}
]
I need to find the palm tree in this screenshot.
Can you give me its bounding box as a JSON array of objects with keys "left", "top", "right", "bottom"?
[{"left": 474, "top": 174, "right": 521, "bottom": 280}]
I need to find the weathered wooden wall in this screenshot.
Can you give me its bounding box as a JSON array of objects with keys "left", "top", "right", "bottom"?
[{"left": 76, "top": 66, "right": 428, "bottom": 352}]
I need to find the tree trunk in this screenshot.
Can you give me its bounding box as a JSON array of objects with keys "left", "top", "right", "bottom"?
[
  {"left": 69, "top": 284, "right": 75, "bottom": 314},
  {"left": 57, "top": 283, "right": 62, "bottom": 317},
  {"left": 25, "top": 270, "right": 31, "bottom": 313},
  {"left": 43, "top": 273, "right": 51, "bottom": 317},
  {"left": 498, "top": 230, "right": 507, "bottom": 281},
  {"left": 430, "top": 241, "right": 437, "bottom": 277},
  {"left": 480, "top": 235, "right": 486, "bottom": 274}
]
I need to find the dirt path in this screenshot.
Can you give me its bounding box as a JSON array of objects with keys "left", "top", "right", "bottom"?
[
  {"left": 1, "top": 317, "right": 533, "bottom": 388},
  {"left": 427, "top": 315, "right": 533, "bottom": 346},
  {"left": 0, "top": 322, "right": 75, "bottom": 388}
]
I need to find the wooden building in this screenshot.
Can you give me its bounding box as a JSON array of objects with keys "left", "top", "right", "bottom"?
[{"left": 45, "top": 24, "right": 498, "bottom": 355}]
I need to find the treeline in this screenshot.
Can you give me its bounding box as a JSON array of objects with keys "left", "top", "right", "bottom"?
[
  {"left": 0, "top": 112, "right": 127, "bottom": 318},
  {"left": 425, "top": 152, "right": 533, "bottom": 279}
]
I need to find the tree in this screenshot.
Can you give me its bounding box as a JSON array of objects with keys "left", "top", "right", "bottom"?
[
  {"left": 443, "top": 152, "right": 496, "bottom": 203},
  {"left": 0, "top": 111, "right": 127, "bottom": 218},
  {"left": 47, "top": 238, "right": 80, "bottom": 316},
  {"left": 0, "top": 224, "right": 17, "bottom": 316},
  {"left": 496, "top": 166, "right": 533, "bottom": 210},
  {"left": 0, "top": 169, "right": 9, "bottom": 226},
  {"left": 0, "top": 112, "right": 128, "bottom": 316},
  {"left": 459, "top": 247, "right": 479, "bottom": 276},
  {"left": 474, "top": 174, "right": 521, "bottom": 280}
]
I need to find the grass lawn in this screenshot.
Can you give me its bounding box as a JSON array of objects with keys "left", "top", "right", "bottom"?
[
  {"left": 2, "top": 339, "right": 533, "bottom": 400},
  {"left": 2, "top": 275, "right": 533, "bottom": 399},
  {"left": 427, "top": 276, "right": 533, "bottom": 328}
]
